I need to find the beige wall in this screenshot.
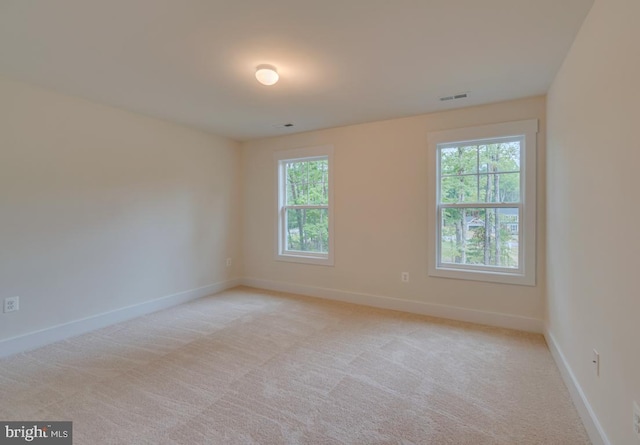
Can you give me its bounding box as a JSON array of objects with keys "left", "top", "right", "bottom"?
[
  {"left": 546, "top": 0, "right": 640, "bottom": 443},
  {"left": 242, "top": 96, "right": 546, "bottom": 323},
  {"left": 0, "top": 76, "right": 242, "bottom": 342}
]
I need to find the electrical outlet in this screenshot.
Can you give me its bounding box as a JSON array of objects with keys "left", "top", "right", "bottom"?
[
  {"left": 401, "top": 272, "right": 409, "bottom": 282},
  {"left": 226, "top": 258, "right": 232, "bottom": 267},
  {"left": 633, "top": 401, "right": 640, "bottom": 440},
  {"left": 592, "top": 349, "right": 600, "bottom": 377},
  {"left": 3, "top": 296, "right": 19, "bottom": 313}
]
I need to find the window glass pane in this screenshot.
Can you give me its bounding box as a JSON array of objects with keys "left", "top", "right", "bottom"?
[
  {"left": 478, "top": 173, "right": 520, "bottom": 203},
  {"left": 440, "top": 175, "right": 478, "bottom": 203},
  {"left": 307, "top": 160, "right": 329, "bottom": 205},
  {"left": 440, "top": 207, "right": 519, "bottom": 268},
  {"left": 285, "top": 159, "right": 328, "bottom": 205},
  {"left": 286, "top": 180, "right": 308, "bottom": 205},
  {"left": 285, "top": 161, "right": 306, "bottom": 204},
  {"left": 478, "top": 141, "right": 520, "bottom": 173},
  {"left": 285, "top": 208, "right": 329, "bottom": 253},
  {"left": 440, "top": 145, "right": 477, "bottom": 175}
]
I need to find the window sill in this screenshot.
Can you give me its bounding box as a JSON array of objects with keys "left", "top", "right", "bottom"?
[
  {"left": 429, "top": 265, "right": 535, "bottom": 286},
  {"left": 276, "top": 253, "right": 334, "bottom": 266}
]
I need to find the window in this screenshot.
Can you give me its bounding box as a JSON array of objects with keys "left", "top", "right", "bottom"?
[
  {"left": 275, "top": 145, "right": 334, "bottom": 265},
  {"left": 428, "top": 120, "right": 537, "bottom": 285}
]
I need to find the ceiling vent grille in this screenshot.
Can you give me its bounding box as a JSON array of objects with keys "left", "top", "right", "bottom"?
[{"left": 440, "top": 93, "right": 469, "bottom": 102}]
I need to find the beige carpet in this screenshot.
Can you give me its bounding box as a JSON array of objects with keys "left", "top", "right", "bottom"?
[{"left": 0, "top": 286, "right": 589, "bottom": 444}]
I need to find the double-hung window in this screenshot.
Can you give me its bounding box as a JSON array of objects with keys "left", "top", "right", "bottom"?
[
  {"left": 275, "top": 145, "right": 334, "bottom": 265},
  {"left": 428, "top": 120, "right": 537, "bottom": 285}
]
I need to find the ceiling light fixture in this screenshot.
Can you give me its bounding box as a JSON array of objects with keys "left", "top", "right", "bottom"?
[{"left": 255, "top": 65, "right": 279, "bottom": 86}]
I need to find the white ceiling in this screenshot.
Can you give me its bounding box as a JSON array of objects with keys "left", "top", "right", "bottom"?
[{"left": 0, "top": 0, "right": 593, "bottom": 141}]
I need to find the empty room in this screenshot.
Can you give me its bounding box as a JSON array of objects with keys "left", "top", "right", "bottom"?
[{"left": 0, "top": 0, "right": 638, "bottom": 444}]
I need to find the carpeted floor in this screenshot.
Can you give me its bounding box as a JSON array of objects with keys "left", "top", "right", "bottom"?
[{"left": 0, "top": 286, "right": 589, "bottom": 444}]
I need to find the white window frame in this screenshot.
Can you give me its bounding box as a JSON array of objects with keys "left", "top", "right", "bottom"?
[
  {"left": 428, "top": 119, "right": 537, "bottom": 286},
  {"left": 274, "top": 145, "right": 334, "bottom": 266}
]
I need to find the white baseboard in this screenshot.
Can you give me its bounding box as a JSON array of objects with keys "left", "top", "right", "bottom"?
[
  {"left": 241, "top": 277, "right": 543, "bottom": 333},
  {"left": 0, "top": 278, "right": 241, "bottom": 358},
  {"left": 544, "top": 329, "right": 610, "bottom": 445}
]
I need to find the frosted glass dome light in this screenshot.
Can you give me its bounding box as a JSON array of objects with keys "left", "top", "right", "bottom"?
[{"left": 255, "top": 65, "right": 279, "bottom": 86}]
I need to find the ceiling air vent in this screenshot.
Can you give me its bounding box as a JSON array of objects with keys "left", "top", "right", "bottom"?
[{"left": 440, "top": 92, "right": 469, "bottom": 102}]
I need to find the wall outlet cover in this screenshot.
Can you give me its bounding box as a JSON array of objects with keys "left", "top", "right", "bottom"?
[{"left": 3, "top": 296, "right": 20, "bottom": 313}]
